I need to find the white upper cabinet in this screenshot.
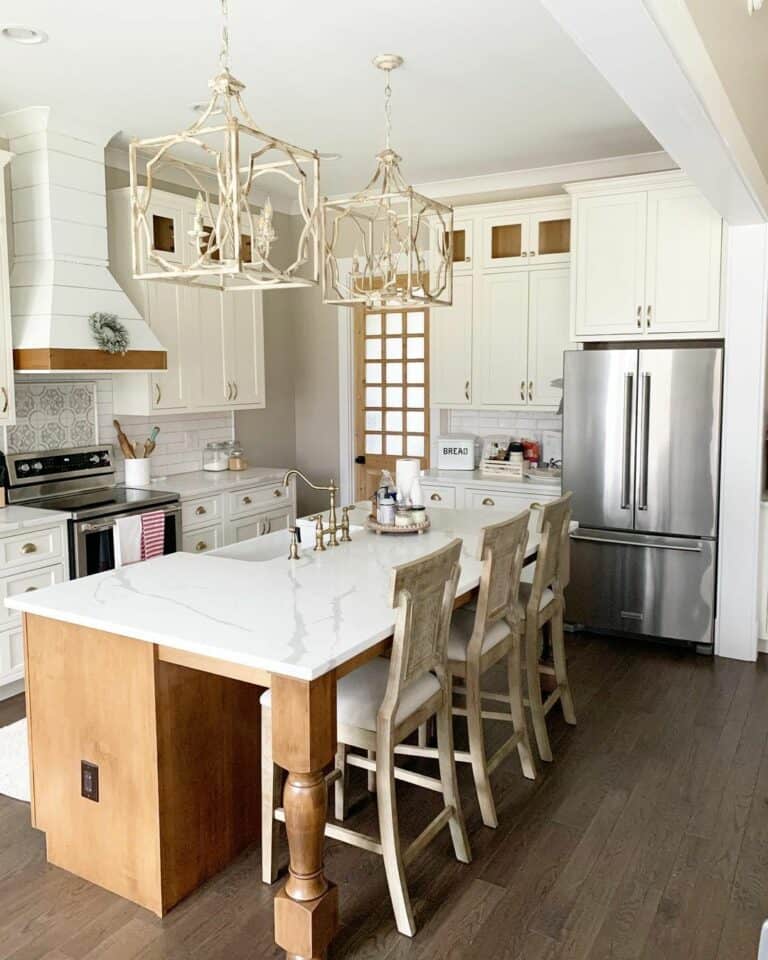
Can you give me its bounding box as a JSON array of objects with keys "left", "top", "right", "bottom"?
[
  {"left": 147, "top": 281, "right": 185, "bottom": 410},
  {"left": 482, "top": 213, "right": 531, "bottom": 269},
  {"left": 572, "top": 192, "right": 647, "bottom": 338},
  {"left": 0, "top": 153, "right": 15, "bottom": 427},
  {"left": 108, "top": 187, "right": 266, "bottom": 416},
  {"left": 224, "top": 291, "right": 265, "bottom": 407},
  {"left": 476, "top": 272, "right": 529, "bottom": 405},
  {"left": 429, "top": 196, "right": 572, "bottom": 412},
  {"left": 430, "top": 274, "right": 473, "bottom": 406},
  {"left": 644, "top": 186, "right": 722, "bottom": 335},
  {"left": 568, "top": 173, "right": 723, "bottom": 340},
  {"left": 527, "top": 268, "right": 573, "bottom": 407}
]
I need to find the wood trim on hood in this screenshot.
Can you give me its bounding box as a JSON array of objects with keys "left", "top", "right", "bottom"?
[{"left": 13, "top": 348, "right": 168, "bottom": 372}]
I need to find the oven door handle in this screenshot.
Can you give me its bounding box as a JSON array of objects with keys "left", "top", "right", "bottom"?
[{"left": 77, "top": 503, "right": 181, "bottom": 534}]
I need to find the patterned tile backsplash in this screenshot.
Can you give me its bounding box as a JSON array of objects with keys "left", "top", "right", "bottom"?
[
  {"left": 5, "top": 381, "right": 97, "bottom": 452},
  {"left": 3, "top": 377, "right": 234, "bottom": 482}
]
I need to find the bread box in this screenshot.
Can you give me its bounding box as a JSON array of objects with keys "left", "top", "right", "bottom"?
[{"left": 436, "top": 435, "right": 480, "bottom": 471}]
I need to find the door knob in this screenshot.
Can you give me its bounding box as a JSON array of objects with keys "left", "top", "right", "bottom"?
[{"left": 355, "top": 455, "right": 366, "bottom": 465}]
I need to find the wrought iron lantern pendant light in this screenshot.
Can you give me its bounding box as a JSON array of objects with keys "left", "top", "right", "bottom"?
[
  {"left": 322, "top": 55, "right": 454, "bottom": 308},
  {"left": 129, "top": 0, "right": 321, "bottom": 291}
]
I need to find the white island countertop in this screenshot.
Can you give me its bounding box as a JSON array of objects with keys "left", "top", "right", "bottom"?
[{"left": 6, "top": 507, "right": 557, "bottom": 682}]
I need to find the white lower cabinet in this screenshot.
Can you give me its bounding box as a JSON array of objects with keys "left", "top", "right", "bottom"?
[
  {"left": 0, "top": 521, "right": 69, "bottom": 692},
  {"left": 421, "top": 477, "right": 559, "bottom": 514},
  {"left": 178, "top": 480, "right": 296, "bottom": 553}
]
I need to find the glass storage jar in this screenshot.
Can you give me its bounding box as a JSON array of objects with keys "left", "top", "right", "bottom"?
[
  {"left": 203, "top": 441, "right": 230, "bottom": 472},
  {"left": 228, "top": 441, "right": 248, "bottom": 471}
]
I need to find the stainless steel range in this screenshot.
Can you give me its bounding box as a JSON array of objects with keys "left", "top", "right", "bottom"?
[{"left": 5, "top": 444, "right": 181, "bottom": 578}]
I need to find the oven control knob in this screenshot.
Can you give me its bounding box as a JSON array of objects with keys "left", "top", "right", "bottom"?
[
  {"left": 32, "top": 461, "right": 43, "bottom": 472},
  {"left": 101, "top": 453, "right": 110, "bottom": 463},
  {"left": 18, "top": 463, "right": 30, "bottom": 473},
  {"left": 89, "top": 455, "right": 100, "bottom": 464}
]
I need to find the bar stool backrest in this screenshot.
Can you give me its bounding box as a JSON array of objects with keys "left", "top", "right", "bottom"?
[
  {"left": 380, "top": 538, "right": 463, "bottom": 724},
  {"left": 469, "top": 511, "right": 530, "bottom": 656},
  {"left": 529, "top": 493, "right": 573, "bottom": 611}
]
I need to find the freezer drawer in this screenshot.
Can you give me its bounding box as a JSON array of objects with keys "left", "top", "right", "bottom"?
[{"left": 566, "top": 528, "right": 716, "bottom": 647}]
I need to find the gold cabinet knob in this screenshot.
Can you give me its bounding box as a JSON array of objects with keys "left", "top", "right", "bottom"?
[
  {"left": 1, "top": 386, "right": 7, "bottom": 414},
  {"left": 195, "top": 505, "right": 207, "bottom": 515},
  {"left": 154, "top": 383, "right": 161, "bottom": 404},
  {"left": 482, "top": 497, "right": 495, "bottom": 506},
  {"left": 25, "top": 586, "right": 38, "bottom": 592},
  {"left": 430, "top": 492, "right": 442, "bottom": 502},
  {"left": 273, "top": 489, "right": 282, "bottom": 498},
  {"left": 195, "top": 541, "right": 208, "bottom": 552},
  {"left": 243, "top": 495, "right": 252, "bottom": 505},
  {"left": 21, "top": 543, "right": 37, "bottom": 554}
]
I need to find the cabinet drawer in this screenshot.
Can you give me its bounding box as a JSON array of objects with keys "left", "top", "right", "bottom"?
[
  {"left": 182, "top": 524, "right": 224, "bottom": 554},
  {"left": 0, "top": 623, "right": 24, "bottom": 682},
  {"left": 0, "top": 527, "right": 64, "bottom": 572},
  {"left": 465, "top": 488, "right": 533, "bottom": 514},
  {"left": 422, "top": 485, "right": 456, "bottom": 509},
  {"left": 0, "top": 563, "right": 66, "bottom": 628},
  {"left": 181, "top": 494, "right": 224, "bottom": 530},
  {"left": 228, "top": 483, "right": 289, "bottom": 519}
]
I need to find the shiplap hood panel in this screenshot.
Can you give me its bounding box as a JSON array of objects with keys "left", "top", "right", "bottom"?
[{"left": 2, "top": 106, "right": 166, "bottom": 372}]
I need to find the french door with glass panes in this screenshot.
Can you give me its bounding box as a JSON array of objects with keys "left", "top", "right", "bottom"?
[{"left": 354, "top": 307, "right": 430, "bottom": 501}]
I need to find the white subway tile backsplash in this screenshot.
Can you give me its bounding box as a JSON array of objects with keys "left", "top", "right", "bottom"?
[{"left": 444, "top": 407, "right": 562, "bottom": 463}]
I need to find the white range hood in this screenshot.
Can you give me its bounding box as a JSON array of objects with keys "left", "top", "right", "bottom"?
[{"left": 1, "top": 106, "right": 166, "bottom": 372}]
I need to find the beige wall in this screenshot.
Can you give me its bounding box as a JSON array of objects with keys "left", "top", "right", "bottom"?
[{"left": 685, "top": 0, "right": 768, "bottom": 184}]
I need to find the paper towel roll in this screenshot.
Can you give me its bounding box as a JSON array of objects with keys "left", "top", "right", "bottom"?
[{"left": 395, "top": 459, "right": 420, "bottom": 501}]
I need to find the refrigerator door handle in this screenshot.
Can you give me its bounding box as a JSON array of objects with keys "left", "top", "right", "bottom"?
[
  {"left": 637, "top": 372, "right": 651, "bottom": 511},
  {"left": 570, "top": 532, "right": 703, "bottom": 553},
  {"left": 621, "top": 372, "right": 634, "bottom": 509}
]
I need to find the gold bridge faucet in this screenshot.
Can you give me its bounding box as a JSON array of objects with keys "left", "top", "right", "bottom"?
[{"left": 282, "top": 469, "right": 353, "bottom": 551}]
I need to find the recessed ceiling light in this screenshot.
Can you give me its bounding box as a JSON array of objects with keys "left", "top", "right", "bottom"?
[{"left": 2, "top": 26, "right": 48, "bottom": 44}]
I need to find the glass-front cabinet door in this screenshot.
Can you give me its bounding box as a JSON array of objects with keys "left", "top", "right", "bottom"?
[
  {"left": 482, "top": 214, "right": 530, "bottom": 268},
  {"left": 530, "top": 211, "right": 571, "bottom": 265},
  {"left": 445, "top": 219, "right": 474, "bottom": 274}
]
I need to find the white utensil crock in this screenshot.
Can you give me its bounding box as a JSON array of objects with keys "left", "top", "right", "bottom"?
[{"left": 124, "top": 458, "right": 151, "bottom": 487}]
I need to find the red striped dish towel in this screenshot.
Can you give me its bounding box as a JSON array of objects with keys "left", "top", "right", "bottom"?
[{"left": 140, "top": 511, "right": 166, "bottom": 561}]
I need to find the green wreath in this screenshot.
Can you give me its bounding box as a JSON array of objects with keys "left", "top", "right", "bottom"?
[{"left": 89, "top": 312, "right": 129, "bottom": 355}]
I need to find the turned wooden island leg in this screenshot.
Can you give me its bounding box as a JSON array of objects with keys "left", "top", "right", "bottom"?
[{"left": 271, "top": 674, "right": 338, "bottom": 960}]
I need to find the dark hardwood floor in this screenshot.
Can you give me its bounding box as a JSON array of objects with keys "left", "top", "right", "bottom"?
[{"left": 1, "top": 635, "right": 767, "bottom": 959}]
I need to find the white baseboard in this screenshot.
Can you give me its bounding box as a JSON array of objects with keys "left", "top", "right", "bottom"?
[
  {"left": 759, "top": 636, "right": 768, "bottom": 655},
  {"left": 0, "top": 678, "right": 24, "bottom": 702}
]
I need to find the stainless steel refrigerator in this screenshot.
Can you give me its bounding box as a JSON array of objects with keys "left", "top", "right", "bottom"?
[{"left": 562, "top": 346, "right": 722, "bottom": 651}]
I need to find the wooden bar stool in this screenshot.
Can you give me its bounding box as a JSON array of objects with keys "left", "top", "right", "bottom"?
[
  {"left": 261, "top": 538, "right": 471, "bottom": 938},
  {"left": 520, "top": 493, "right": 576, "bottom": 762},
  {"left": 395, "top": 511, "right": 536, "bottom": 829}
]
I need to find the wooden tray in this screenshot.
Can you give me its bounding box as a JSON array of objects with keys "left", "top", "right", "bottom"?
[{"left": 366, "top": 514, "right": 431, "bottom": 536}]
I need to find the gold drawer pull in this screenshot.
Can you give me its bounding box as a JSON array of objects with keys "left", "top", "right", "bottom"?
[
  {"left": 195, "top": 505, "right": 207, "bottom": 515},
  {"left": 21, "top": 543, "right": 37, "bottom": 555},
  {"left": 430, "top": 492, "right": 442, "bottom": 502},
  {"left": 25, "top": 586, "right": 38, "bottom": 592},
  {"left": 482, "top": 497, "right": 495, "bottom": 506},
  {"left": 195, "top": 541, "right": 208, "bottom": 552},
  {"left": 243, "top": 496, "right": 252, "bottom": 505},
  {"left": 273, "top": 489, "right": 282, "bottom": 498}
]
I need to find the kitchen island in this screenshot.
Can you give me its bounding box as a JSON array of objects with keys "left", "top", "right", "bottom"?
[{"left": 7, "top": 505, "right": 554, "bottom": 959}]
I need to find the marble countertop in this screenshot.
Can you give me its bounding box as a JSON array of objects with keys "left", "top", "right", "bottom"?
[
  {"left": 6, "top": 506, "right": 551, "bottom": 682},
  {"left": 421, "top": 468, "right": 562, "bottom": 490},
  {"left": 0, "top": 505, "right": 71, "bottom": 534},
  {"left": 131, "top": 466, "right": 291, "bottom": 500}
]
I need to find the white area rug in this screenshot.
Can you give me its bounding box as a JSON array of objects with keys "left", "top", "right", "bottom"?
[{"left": 0, "top": 719, "right": 30, "bottom": 802}]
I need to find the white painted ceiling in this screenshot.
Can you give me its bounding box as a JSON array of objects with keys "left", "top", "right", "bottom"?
[{"left": 0, "top": 0, "right": 659, "bottom": 195}]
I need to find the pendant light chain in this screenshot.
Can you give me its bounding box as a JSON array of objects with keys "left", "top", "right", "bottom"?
[
  {"left": 219, "top": 0, "right": 231, "bottom": 72},
  {"left": 383, "top": 68, "right": 393, "bottom": 151}
]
